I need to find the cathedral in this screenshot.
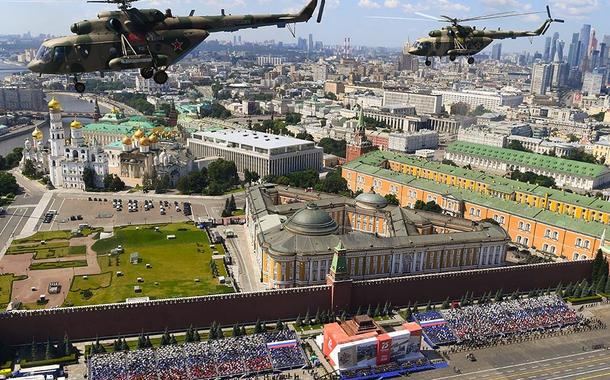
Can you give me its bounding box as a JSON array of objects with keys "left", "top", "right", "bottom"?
[{"left": 21, "top": 98, "right": 109, "bottom": 190}]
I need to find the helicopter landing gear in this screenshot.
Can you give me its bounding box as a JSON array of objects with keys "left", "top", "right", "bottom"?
[
  {"left": 153, "top": 70, "right": 168, "bottom": 85},
  {"left": 140, "top": 67, "right": 154, "bottom": 80},
  {"left": 425, "top": 58, "right": 432, "bottom": 67},
  {"left": 449, "top": 55, "right": 456, "bottom": 62},
  {"left": 73, "top": 75, "right": 86, "bottom": 94},
  {"left": 467, "top": 57, "right": 475, "bottom": 65}
]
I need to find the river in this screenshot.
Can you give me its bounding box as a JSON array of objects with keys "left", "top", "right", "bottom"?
[{"left": 0, "top": 94, "right": 110, "bottom": 156}]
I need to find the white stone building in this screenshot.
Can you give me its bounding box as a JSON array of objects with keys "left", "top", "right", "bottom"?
[
  {"left": 47, "top": 98, "right": 108, "bottom": 190},
  {"left": 388, "top": 130, "right": 439, "bottom": 153},
  {"left": 187, "top": 128, "right": 323, "bottom": 177}
]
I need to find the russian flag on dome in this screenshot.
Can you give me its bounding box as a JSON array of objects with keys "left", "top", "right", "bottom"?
[
  {"left": 419, "top": 319, "right": 447, "bottom": 328},
  {"left": 267, "top": 339, "right": 298, "bottom": 349}
]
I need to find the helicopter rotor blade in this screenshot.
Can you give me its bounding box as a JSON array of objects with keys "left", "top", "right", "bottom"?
[
  {"left": 366, "top": 16, "right": 436, "bottom": 21},
  {"left": 457, "top": 11, "right": 544, "bottom": 23},
  {"left": 414, "top": 12, "right": 445, "bottom": 21}
]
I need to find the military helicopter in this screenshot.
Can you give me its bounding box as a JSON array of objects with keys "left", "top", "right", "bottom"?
[
  {"left": 28, "top": 0, "right": 325, "bottom": 93},
  {"left": 373, "top": 5, "right": 563, "bottom": 66}
]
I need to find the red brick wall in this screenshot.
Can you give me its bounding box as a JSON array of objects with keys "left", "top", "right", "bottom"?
[{"left": 0, "top": 262, "right": 592, "bottom": 345}]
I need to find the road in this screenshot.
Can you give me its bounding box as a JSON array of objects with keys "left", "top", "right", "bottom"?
[
  {"left": 0, "top": 170, "right": 47, "bottom": 259},
  {"left": 222, "top": 225, "right": 262, "bottom": 292},
  {"left": 431, "top": 349, "right": 610, "bottom": 380}
]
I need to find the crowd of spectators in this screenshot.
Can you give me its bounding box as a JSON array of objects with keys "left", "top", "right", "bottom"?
[
  {"left": 88, "top": 331, "right": 307, "bottom": 380},
  {"left": 339, "top": 358, "right": 431, "bottom": 379},
  {"left": 441, "top": 295, "right": 581, "bottom": 345},
  {"left": 412, "top": 310, "right": 457, "bottom": 346},
  {"left": 264, "top": 330, "right": 308, "bottom": 369}
]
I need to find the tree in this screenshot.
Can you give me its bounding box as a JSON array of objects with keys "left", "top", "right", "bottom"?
[
  {"left": 276, "top": 319, "right": 284, "bottom": 331},
  {"left": 592, "top": 250, "right": 605, "bottom": 284},
  {"left": 22, "top": 159, "right": 39, "bottom": 179},
  {"left": 507, "top": 140, "right": 530, "bottom": 152},
  {"left": 315, "top": 169, "right": 348, "bottom": 195},
  {"left": 285, "top": 113, "right": 302, "bottom": 125},
  {"left": 295, "top": 315, "right": 302, "bottom": 327},
  {"left": 596, "top": 275, "right": 607, "bottom": 294},
  {"left": 254, "top": 319, "right": 263, "bottom": 334},
  {"left": 469, "top": 105, "right": 491, "bottom": 117},
  {"left": 244, "top": 169, "right": 260, "bottom": 185},
  {"left": 104, "top": 174, "right": 125, "bottom": 192},
  {"left": 232, "top": 324, "right": 241, "bottom": 337},
  {"left": 325, "top": 92, "right": 338, "bottom": 101},
  {"left": 374, "top": 303, "right": 381, "bottom": 317},
  {"left": 63, "top": 333, "right": 72, "bottom": 356},
  {"left": 384, "top": 194, "right": 400, "bottom": 206},
  {"left": 209, "top": 322, "right": 218, "bottom": 340},
  {"left": 45, "top": 337, "right": 52, "bottom": 360},
  {"left": 441, "top": 297, "right": 450, "bottom": 309},
  {"left": 0, "top": 171, "right": 19, "bottom": 196},
  {"left": 229, "top": 195, "right": 237, "bottom": 213},
  {"left": 82, "top": 167, "right": 97, "bottom": 190},
  {"left": 296, "top": 132, "right": 315, "bottom": 141},
  {"left": 160, "top": 328, "right": 171, "bottom": 346},
  {"left": 318, "top": 138, "right": 347, "bottom": 158},
  {"left": 414, "top": 200, "right": 443, "bottom": 213},
  {"left": 3, "top": 147, "right": 23, "bottom": 169},
  {"left": 208, "top": 159, "right": 239, "bottom": 191},
  {"left": 155, "top": 174, "right": 171, "bottom": 194},
  {"left": 605, "top": 276, "right": 610, "bottom": 294}
]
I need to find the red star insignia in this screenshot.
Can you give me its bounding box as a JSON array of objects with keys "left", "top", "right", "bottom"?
[{"left": 171, "top": 39, "right": 184, "bottom": 52}]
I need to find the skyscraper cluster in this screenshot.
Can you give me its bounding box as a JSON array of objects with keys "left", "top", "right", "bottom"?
[{"left": 536, "top": 24, "right": 608, "bottom": 93}]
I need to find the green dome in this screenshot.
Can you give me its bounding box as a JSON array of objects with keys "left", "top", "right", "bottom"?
[
  {"left": 284, "top": 203, "right": 338, "bottom": 236},
  {"left": 355, "top": 192, "right": 388, "bottom": 209}
]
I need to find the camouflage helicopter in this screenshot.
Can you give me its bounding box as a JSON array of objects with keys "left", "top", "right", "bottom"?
[
  {"left": 374, "top": 6, "right": 563, "bottom": 66},
  {"left": 28, "top": 0, "right": 326, "bottom": 93}
]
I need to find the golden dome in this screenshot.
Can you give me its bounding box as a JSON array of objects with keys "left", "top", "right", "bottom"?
[
  {"left": 133, "top": 129, "right": 144, "bottom": 139},
  {"left": 70, "top": 119, "right": 83, "bottom": 129},
  {"left": 48, "top": 97, "right": 61, "bottom": 111},
  {"left": 122, "top": 136, "right": 132, "bottom": 145},
  {"left": 139, "top": 137, "right": 151, "bottom": 146},
  {"left": 31, "top": 126, "right": 43, "bottom": 141},
  {"left": 149, "top": 133, "right": 158, "bottom": 143}
]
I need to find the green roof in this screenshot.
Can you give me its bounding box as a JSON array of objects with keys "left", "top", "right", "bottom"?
[
  {"left": 447, "top": 141, "right": 609, "bottom": 178},
  {"left": 346, "top": 153, "right": 609, "bottom": 238},
  {"left": 345, "top": 150, "right": 610, "bottom": 215}
]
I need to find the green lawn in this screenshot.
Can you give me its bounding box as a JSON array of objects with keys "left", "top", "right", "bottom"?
[
  {"left": 7, "top": 241, "right": 86, "bottom": 260},
  {"left": 70, "top": 272, "right": 112, "bottom": 291},
  {"left": 231, "top": 209, "right": 245, "bottom": 216},
  {"left": 0, "top": 274, "right": 18, "bottom": 309},
  {"left": 30, "top": 260, "right": 88, "bottom": 271},
  {"left": 15, "top": 230, "right": 72, "bottom": 243},
  {"left": 65, "top": 223, "right": 233, "bottom": 306}
]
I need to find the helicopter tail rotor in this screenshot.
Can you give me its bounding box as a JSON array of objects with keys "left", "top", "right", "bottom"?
[
  {"left": 317, "top": 0, "right": 326, "bottom": 23},
  {"left": 546, "top": 5, "right": 564, "bottom": 23}
]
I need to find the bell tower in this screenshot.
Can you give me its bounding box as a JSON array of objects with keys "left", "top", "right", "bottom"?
[{"left": 47, "top": 97, "right": 65, "bottom": 188}]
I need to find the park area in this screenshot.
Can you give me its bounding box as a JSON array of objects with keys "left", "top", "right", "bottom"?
[{"left": 63, "top": 223, "right": 233, "bottom": 306}]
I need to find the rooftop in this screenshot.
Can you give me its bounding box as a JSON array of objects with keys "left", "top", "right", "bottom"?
[
  {"left": 447, "top": 141, "right": 609, "bottom": 178},
  {"left": 345, "top": 152, "right": 610, "bottom": 239},
  {"left": 192, "top": 128, "right": 316, "bottom": 150}
]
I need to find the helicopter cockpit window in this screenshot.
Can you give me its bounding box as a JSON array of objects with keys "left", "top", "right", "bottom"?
[
  {"left": 76, "top": 45, "right": 90, "bottom": 59},
  {"left": 413, "top": 42, "right": 422, "bottom": 49},
  {"left": 35, "top": 46, "right": 53, "bottom": 63},
  {"left": 53, "top": 46, "right": 67, "bottom": 63}
]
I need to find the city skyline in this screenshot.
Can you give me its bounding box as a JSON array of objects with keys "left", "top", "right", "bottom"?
[{"left": 3, "top": 0, "right": 610, "bottom": 53}]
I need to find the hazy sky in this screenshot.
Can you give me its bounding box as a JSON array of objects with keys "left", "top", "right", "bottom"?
[{"left": 4, "top": 0, "right": 610, "bottom": 53}]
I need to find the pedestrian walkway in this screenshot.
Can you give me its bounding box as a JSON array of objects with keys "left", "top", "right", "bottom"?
[{"left": 19, "top": 191, "right": 53, "bottom": 239}]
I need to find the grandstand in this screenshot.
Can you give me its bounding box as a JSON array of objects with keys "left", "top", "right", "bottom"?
[{"left": 88, "top": 331, "right": 307, "bottom": 380}]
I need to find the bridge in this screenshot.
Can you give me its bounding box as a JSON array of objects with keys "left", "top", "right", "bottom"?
[
  {"left": 13, "top": 111, "right": 97, "bottom": 119},
  {"left": 47, "top": 91, "right": 143, "bottom": 117}
]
